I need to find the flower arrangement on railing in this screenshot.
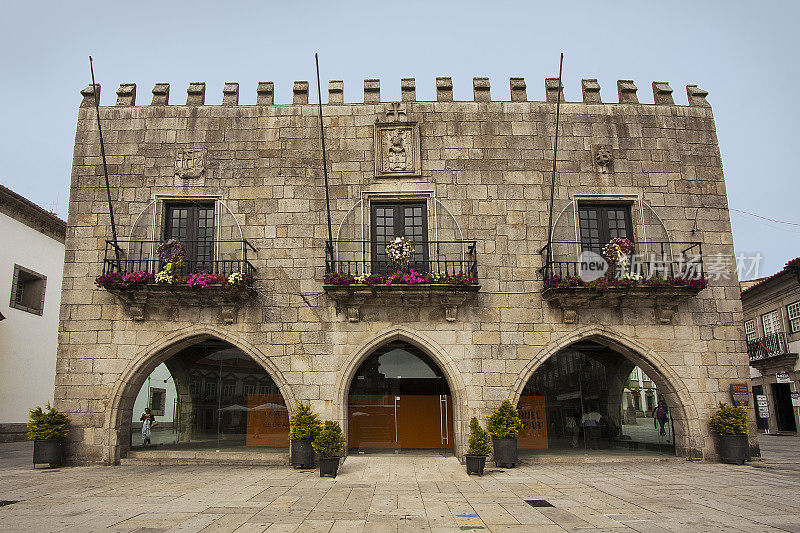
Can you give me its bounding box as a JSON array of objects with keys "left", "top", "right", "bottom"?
[
  {"left": 94, "top": 271, "right": 154, "bottom": 289},
  {"left": 324, "top": 269, "right": 478, "bottom": 287},
  {"left": 544, "top": 274, "right": 708, "bottom": 292},
  {"left": 386, "top": 236, "right": 415, "bottom": 267},
  {"left": 157, "top": 239, "right": 186, "bottom": 266},
  {"left": 95, "top": 271, "right": 253, "bottom": 291}
]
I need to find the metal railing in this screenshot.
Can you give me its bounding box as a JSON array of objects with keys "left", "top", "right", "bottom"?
[
  {"left": 747, "top": 332, "right": 790, "bottom": 361},
  {"left": 538, "top": 241, "right": 704, "bottom": 281},
  {"left": 103, "top": 239, "right": 257, "bottom": 278},
  {"left": 325, "top": 240, "right": 478, "bottom": 278}
]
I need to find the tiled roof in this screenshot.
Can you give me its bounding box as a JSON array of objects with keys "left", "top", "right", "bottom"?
[{"left": 740, "top": 257, "right": 800, "bottom": 295}]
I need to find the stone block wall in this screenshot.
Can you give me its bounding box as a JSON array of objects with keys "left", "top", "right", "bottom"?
[{"left": 57, "top": 77, "right": 754, "bottom": 464}]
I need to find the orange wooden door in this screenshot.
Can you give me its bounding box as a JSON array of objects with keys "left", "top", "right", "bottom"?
[{"left": 518, "top": 395, "right": 549, "bottom": 450}]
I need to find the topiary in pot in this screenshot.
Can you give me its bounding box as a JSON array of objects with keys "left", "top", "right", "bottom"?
[
  {"left": 487, "top": 400, "right": 522, "bottom": 468},
  {"left": 27, "top": 404, "right": 69, "bottom": 469},
  {"left": 289, "top": 403, "right": 322, "bottom": 468},
  {"left": 465, "top": 417, "right": 492, "bottom": 475},
  {"left": 709, "top": 402, "right": 749, "bottom": 465},
  {"left": 313, "top": 420, "right": 346, "bottom": 478}
]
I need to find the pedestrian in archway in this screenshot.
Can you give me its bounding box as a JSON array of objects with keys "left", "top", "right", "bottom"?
[
  {"left": 140, "top": 407, "right": 156, "bottom": 445},
  {"left": 653, "top": 402, "right": 668, "bottom": 436}
]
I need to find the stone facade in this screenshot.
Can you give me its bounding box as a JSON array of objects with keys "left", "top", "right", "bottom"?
[{"left": 58, "top": 76, "right": 756, "bottom": 464}]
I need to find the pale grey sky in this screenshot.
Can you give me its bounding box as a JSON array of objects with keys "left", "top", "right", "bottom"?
[{"left": 1, "top": 0, "right": 797, "bottom": 278}]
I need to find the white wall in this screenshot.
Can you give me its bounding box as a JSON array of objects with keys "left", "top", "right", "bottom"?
[
  {"left": 0, "top": 212, "right": 64, "bottom": 423},
  {"left": 132, "top": 363, "right": 177, "bottom": 423}
]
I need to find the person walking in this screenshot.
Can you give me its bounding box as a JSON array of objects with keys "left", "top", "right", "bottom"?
[
  {"left": 140, "top": 407, "right": 156, "bottom": 445},
  {"left": 654, "top": 403, "right": 668, "bottom": 437}
]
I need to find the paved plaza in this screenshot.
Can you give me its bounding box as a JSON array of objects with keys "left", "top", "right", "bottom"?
[{"left": 1, "top": 435, "right": 799, "bottom": 532}]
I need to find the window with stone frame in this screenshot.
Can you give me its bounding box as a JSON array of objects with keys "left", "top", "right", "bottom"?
[
  {"left": 744, "top": 319, "right": 757, "bottom": 342},
  {"left": 578, "top": 203, "right": 633, "bottom": 253},
  {"left": 163, "top": 201, "right": 215, "bottom": 273},
  {"left": 9, "top": 264, "right": 46, "bottom": 316},
  {"left": 787, "top": 301, "right": 800, "bottom": 334},
  {"left": 761, "top": 309, "right": 783, "bottom": 336},
  {"left": 370, "top": 201, "right": 429, "bottom": 273}
]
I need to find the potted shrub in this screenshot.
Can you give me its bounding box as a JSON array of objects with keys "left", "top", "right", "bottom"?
[
  {"left": 27, "top": 404, "right": 69, "bottom": 469},
  {"left": 465, "top": 417, "right": 492, "bottom": 475},
  {"left": 709, "top": 402, "right": 749, "bottom": 465},
  {"left": 313, "top": 420, "right": 346, "bottom": 478},
  {"left": 487, "top": 399, "right": 522, "bottom": 468},
  {"left": 289, "top": 403, "right": 322, "bottom": 468}
]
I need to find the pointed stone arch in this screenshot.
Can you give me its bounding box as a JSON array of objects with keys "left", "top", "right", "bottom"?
[
  {"left": 511, "top": 325, "right": 705, "bottom": 459},
  {"left": 103, "top": 325, "right": 295, "bottom": 465},
  {"left": 336, "top": 326, "right": 468, "bottom": 455}
]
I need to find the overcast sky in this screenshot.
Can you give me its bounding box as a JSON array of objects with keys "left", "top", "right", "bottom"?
[{"left": 1, "top": 1, "right": 797, "bottom": 279}]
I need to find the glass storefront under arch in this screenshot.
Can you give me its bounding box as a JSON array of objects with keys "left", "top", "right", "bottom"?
[
  {"left": 517, "top": 341, "right": 674, "bottom": 455},
  {"left": 131, "top": 339, "right": 288, "bottom": 450},
  {"left": 348, "top": 341, "right": 453, "bottom": 453}
]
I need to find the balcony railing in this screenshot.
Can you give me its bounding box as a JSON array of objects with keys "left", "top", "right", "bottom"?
[
  {"left": 747, "top": 332, "right": 790, "bottom": 361},
  {"left": 325, "top": 240, "right": 478, "bottom": 278},
  {"left": 103, "top": 239, "right": 257, "bottom": 278},
  {"left": 539, "top": 241, "right": 704, "bottom": 281}
]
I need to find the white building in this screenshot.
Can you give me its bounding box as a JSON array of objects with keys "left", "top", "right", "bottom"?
[{"left": 0, "top": 185, "right": 66, "bottom": 441}]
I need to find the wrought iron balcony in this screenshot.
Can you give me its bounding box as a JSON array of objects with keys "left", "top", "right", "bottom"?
[
  {"left": 103, "top": 239, "right": 256, "bottom": 278},
  {"left": 747, "top": 332, "right": 790, "bottom": 361},
  {"left": 325, "top": 240, "right": 477, "bottom": 278},
  {"left": 539, "top": 241, "right": 704, "bottom": 281}
]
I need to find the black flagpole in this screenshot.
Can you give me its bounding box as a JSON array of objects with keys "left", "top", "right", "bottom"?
[
  {"left": 545, "top": 53, "right": 564, "bottom": 277},
  {"left": 315, "top": 53, "right": 334, "bottom": 271},
  {"left": 89, "top": 56, "right": 122, "bottom": 272}
]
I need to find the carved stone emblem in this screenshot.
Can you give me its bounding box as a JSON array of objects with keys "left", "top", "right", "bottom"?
[
  {"left": 375, "top": 103, "right": 420, "bottom": 177},
  {"left": 594, "top": 147, "right": 613, "bottom": 173},
  {"left": 175, "top": 149, "right": 206, "bottom": 178}
]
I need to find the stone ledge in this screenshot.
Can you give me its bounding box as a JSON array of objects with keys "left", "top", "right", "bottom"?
[
  {"left": 749, "top": 352, "right": 798, "bottom": 374},
  {"left": 103, "top": 284, "right": 256, "bottom": 323},
  {"left": 323, "top": 283, "right": 480, "bottom": 322},
  {"left": 541, "top": 286, "right": 704, "bottom": 324}
]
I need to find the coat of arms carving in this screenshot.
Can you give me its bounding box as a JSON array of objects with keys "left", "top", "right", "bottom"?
[
  {"left": 374, "top": 103, "right": 421, "bottom": 178},
  {"left": 175, "top": 149, "right": 206, "bottom": 179}
]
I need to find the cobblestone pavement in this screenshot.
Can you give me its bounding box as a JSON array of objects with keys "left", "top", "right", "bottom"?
[{"left": 1, "top": 435, "right": 798, "bottom": 532}]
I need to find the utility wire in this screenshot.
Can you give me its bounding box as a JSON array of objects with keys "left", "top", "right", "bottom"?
[{"left": 730, "top": 209, "right": 800, "bottom": 227}]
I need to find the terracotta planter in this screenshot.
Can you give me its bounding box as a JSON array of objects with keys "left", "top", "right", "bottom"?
[
  {"left": 290, "top": 438, "right": 315, "bottom": 468},
  {"left": 492, "top": 437, "right": 517, "bottom": 468},
  {"left": 319, "top": 457, "right": 340, "bottom": 477},
  {"left": 33, "top": 439, "right": 63, "bottom": 468},
  {"left": 717, "top": 434, "right": 748, "bottom": 465},
  {"left": 465, "top": 454, "right": 487, "bottom": 476}
]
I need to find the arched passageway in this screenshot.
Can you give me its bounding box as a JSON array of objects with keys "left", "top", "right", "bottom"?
[
  {"left": 129, "top": 338, "right": 289, "bottom": 451},
  {"left": 347, "top": 340, "right": 454, "bottom": 453},
  {"left": 517, "top": 341, "right": 675, "bottom": 455}
]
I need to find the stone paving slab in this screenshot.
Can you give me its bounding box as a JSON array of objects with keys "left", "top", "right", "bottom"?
[{"left": 0, "top": 436, "right": 799, "bottom": 532}]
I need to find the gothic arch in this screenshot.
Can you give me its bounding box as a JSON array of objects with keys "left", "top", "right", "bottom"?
[
  {"left": 103, "top": 325, "right": 295, "bottom": 465},
  {"left": 511, "top": 325, "right": 705, "bottom": 459},
  {"left": 336, "top": 326, "right": 468, "bottom": 455}
]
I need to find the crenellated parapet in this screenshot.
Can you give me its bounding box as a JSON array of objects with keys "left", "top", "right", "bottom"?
[{"left": 81, "top": 77, "right": 712, "bottom": 107}]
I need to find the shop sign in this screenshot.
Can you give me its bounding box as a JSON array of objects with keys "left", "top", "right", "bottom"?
[
  {"left": 729, "top": 383, "right": 749, "bottom": 406},
  {"left": 776, "top": 372, "right": 790, "bottom": 384},
  {"left": 791, "top": 392, "right": 800, "bottom": 407},
  {"left": 756, "top": 395, "right": 769, "bottom": 418}
]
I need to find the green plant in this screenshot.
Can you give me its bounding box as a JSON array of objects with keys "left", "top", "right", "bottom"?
[
  {"left": 27, "top": 404, "right": 69, "bottom": 441},
  {"left": 467, "top": 417, "right": 492, "bottom": 455},
  {"left": 487, "top": 400, "right": 522, "bottom": 439},
  {"left": 312, "top": 420, "right": 346, "bottom": 458},
  {"left": 289, "top": 403, "right": 322, "bottom": 440},
  {"left": 709, "top": 402, "right": 748, "bottom": 435}
]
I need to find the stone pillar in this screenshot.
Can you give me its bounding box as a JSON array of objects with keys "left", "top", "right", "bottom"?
[
  {"left": 582, "top": 79, "right": 602, "bottom": 103},
  {"left": 186, "top": 82, "right": 206, "bottom": 105},
  {"left": 401, "top": 78, "right": 416, "bottom": 102},
  {"left": 115, "top": 83, "right": 136, "bottom": 106},
  {"left": 510, "top": 78, "right": 527, "bottom": 102},
  {"left": 80, "top": 84, "right": 99, "bottom": 108},
  {"left": 652, "top": 81, "right": 674, "bottom": 105},
  {"left": 328, "top": 80, "right": 344, "bottom": 104},
  {"left": 687, "top": 85, "right": 711, "bottom": 107},
  {"left": 151, "top": 83, "right": 169, "bottom": 105},
  {"left": 364, "top": 79, "right": 380, "bottom": 103},
  {"left": 222, "top": 82, "right": 239, "bottom": 106},
  {"left": 436, "top": 77, "right": 453, "bottom": 102},
  {"left": 473, "top": 77, "right": 491, "bottom": 102},
  {"left": 617, "top": 80, "right": 638, "bottom": 103},
  {"left": 293, "top": 81, "right": 309, "bottom": 105},
  {"left": 545, "top": 78, "right": 563, "bottom": 103},
  {"left": 257, "top": 82, "right": 274, "bottom": 105}
]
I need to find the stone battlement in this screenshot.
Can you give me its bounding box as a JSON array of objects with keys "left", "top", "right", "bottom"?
[{"left": 80, "top": 78, "right": 710, "bottom": 108}]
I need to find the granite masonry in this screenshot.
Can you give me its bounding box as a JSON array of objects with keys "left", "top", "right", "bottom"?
[{"left": 57, "top": 75, "right": 755, "bottom": 464}]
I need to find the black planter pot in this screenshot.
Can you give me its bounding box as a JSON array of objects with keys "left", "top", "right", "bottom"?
[
  {"left": 33, "top": 439, "right": 63, "bottom": 468},
  {"left": 717, "top": 434, "right": 748, "bottom": 465},
  {"left": 319, "top": 457, "right": 340, "bottom": 478},
  {"left": 465, "top": 454, "right": 487, "bottom": 476},
  {"left": 492, "top": 437, "right": 517, "bottom": 468},
  {"left": 291, "top": 439, "right": 315, "bottom": 468}
]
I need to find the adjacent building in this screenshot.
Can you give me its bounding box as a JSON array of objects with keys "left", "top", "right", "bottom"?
[
  {"left": 57, "top": 75, "right": 755, "bottom": 464},
  {"left": 742, "top": 258, "right": 800, "bottom": 434},
  {"left": 0, "top": 185, "right": 66, "bottom": 441}
]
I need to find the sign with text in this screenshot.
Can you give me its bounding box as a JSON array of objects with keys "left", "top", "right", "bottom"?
[
  {"left": 756, "top": 394, "right": 769, "bottom": 418},
  {"left": 729, "top": 383, "right": 749, "bottom": 406},
  {"left": 776, "top": 372, "right": 790, "bottom": 384},
  {"left": 792, "top": 392, "right": 800, "bottom": 408}
]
